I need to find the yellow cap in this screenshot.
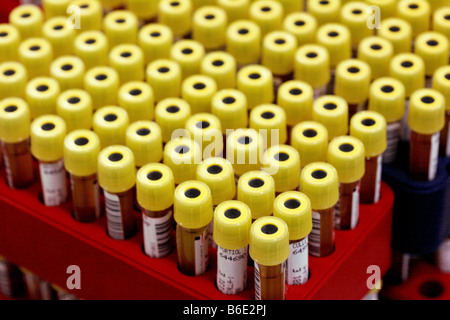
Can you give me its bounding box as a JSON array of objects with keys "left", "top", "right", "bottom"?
[
  {"left": 225, "top": 19, "right": 261, "bottom": 66},
  {"left": 291, "top": 121, "right": 329, "bottom": 167},
  {"left": 283, "top": 12, "right": 318, "bottom": 46},
  {"left": 74, "top": 31, "right": 109, "bottom": 70},
  {"left": 181, "top": 74, "right": 217, "bottom": 114},
  {"left": 327, "top": 135, "right": 365, "bottom": 183},
  {"left": 9, "top": 4, "right": 43, "bottom": 39},
  {"left": 171, "top": 40, "right": 206, "bottom": 80},
  {"left": 316, "top": 23, "right": 352, "bottom": 68},
  {"left": 0, "top": 24, "right": 20, "bottom": 61},
  {"left": 0, "top": 98, "right": 30, "bottom": 143},
  {"left": 118, "top": 81, "right": 154, "bottom": 122},
  {"left": 42, "top": 0, "right": 71, "bottom": 18},
  {"left": 109, "top": 44, "right": 144, "bottom": 84},
  {"left": 433, "top": 7, "right": 450, "bottom": 43},
  {"left": 50, "top": 55, "right": 85, "bottom": 91},
  {"left": 0, "top": 61, "right": 27, "bottom": 100},
  {"left": 334, "top": 59, "right": 371, "bottom": 104},
  {"left": 196, "top": 157, "right": 236, "bottom": 205},
  {"left": 84, "top": 66, "right": 119, "bottom": 110},
  {"left": 277, "top": 80, "right": 314, "bottom": 126},
  {"left": 279, "top": 0, "right": 303, "bottom": 14},
  {"left": 69, "top": 0, "right": 103, "bottom": 32},
  {"left": 349, "top": 110, "right": 387, "bottom": 157},
  {"left": 294, "top": 44, "right": 330, "bottom": 90},
  {"left": 192, "top": 6, "right": 227, "bottom": 51},
  {"left": 414, "top": 31, "right": 449, "bottom": 77},
  {"left": 273, "top": 191, "right": 312, "bottom": 241},
  {"left": 146, "top": 59, "right": 182, "bottom": 102},
  {"left": 211, "top": 89, "right": 248, "bottom": 132},
  {"left": 238, "top": 170, "right": 275, "bottom": 219},
  {"left": 250, "top": 104, "right": 287, "bottom": 147},
  {"left": 225, "top": 128, "right": 263, "bottom": 177},
  {"left": 136, "top": 163, "right": 175, "bottom": 212},
  {"left": 214, "top": 200, "right": 251, "bottom": 250},
  {"left": 389, "top": 53, "right": 425, "bottom": 98},
  {"left": 357, "top": 36, "right": 394, "bottom": 80},
  {"left": 92, "top": 106, "right": 129, "bottom": 148},
  {"left": 201, "top": 51, "right": 236, "bottom": 90},
  {"left": 99, "top": 0, "right": 124, "bottom": 10},
  {"left": 185, "top": 112, "right": 223, "bottom": 158},
  {"left": 249, "top": 216, "right": 289, "bottom": 266},
  {"left": 397, "top": 0, "right": 430, "bottom": 38},
  {"left": 300, "top": 162, "right": 339, "bottom": 210},
  {"left": 369, "top": 77, "right": 406, "bottom": 122},
  {"left": 378, "top": 18, "right": 413, "bottom": 54},
  {"left": 103, "top": 10, "right": 139, "bottom": 47},
  {"left": 365, "top": 0, "right": 396, "bottom": 19},
  {"left": 18, "top": 37, "right": 53, "bottom": 79},
  {"left": 432, "top": 66, "right": 450, "bottom": 111},
  {"left": 426, "top": 0, "right": 448, "bottom": 11},
  {"left": 174, "top": 180, "right": 213, "bottom": 229},
  {"left": 312, "top": 95, "right": 349, "bottom": 140},
  {"left": 138, "top": 24, "right": 173, "bottom": 65},
  {"left": 308, "top": 0, "right": 342, "bottom": 25},
  {"left": 163, "top": 137, "right": 202, "bottom": 184},
  {"left": 63, "top": 129, "right": 100, "bottom": 177},
  {"left": 126, "top": 121, "right": 163, "bottom": 167},
  {"left": 237, "top": 64, "right": 274, "bottom": 109},
  {"left": 56, "top": 89, "right": 93, "bottom": 132},
  {"left": 158, "top": 0, "right": 192, "bottom": 38},
  {"left": 97, "top": 145, "right": 136, "bottom": 193},
  {"left": 30, "top": 114, "right": 66, "bottom": 162},
  {"left": 408, "top": 88, "right": 445, "bottom": 135},
  {"left": 126, "top": 0, "right": 159, "bottom": 20},
  {"left": 340, "top": 1, "right": 373, "bottom": 49},
  {"left": 262, "top": 31, "right": 297, "bottom": 76},
  {"left": 217, "top": 0, "right": 249, "bottom": 22},
  {"left": 262, "top": 144, "right": 301, "bottom": 193},
  {"left": 25, "top": 77, "right": 61, "bottom": 119},
  {"left": 249, "top": 0, "right": 283, "bottom": 37},
  {"left": 155, "top": 98, "right": 192, "bottom": 143},
  {"left": 42, "top": 16, "right": 76, "bottom": 57}
]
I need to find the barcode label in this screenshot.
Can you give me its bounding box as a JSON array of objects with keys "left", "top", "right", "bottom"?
[
  {"left": 383, "top": 122, "right": 401, "bottom": 163},
  {"left": 351, "top": 183, "right": 360, "bottom": 229},
  {"left": 254, "top": 263, "right": 261, "bottom": 300},
  {"left": 309, "top": 212, "right": 321, "bottom": 257},
  {"left": 216, "top": 246, "right": 248, "bottom": 295},
  {"left": 104, "top": 191, "right": 125, "bottom": 240},
  {"left": 39, "top": 159, "right": 67, "bottom": 207},
  {"left": 400, "top": 100, "right": 410, "bottom": 141},
  {"left": 428, "top": 131, "right": 440, "bottom": 181},
  {"left": 374, "top": 155, "right": 382, "bottom": 203},
  {"left": 142, "top": 211, "right": 173, "bottom": 258},
  {"left": 194, "top": 229, "right": 209, "bottom": 276},
  {"left": 1, "top": 143, "right": 13, "bottom": 188},
  {"left": 286, "top": 238, "right": 308, "bottom": 285}
]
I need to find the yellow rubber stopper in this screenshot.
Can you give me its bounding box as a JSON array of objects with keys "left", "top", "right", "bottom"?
[
  {"left": 426, "top": 0, "right": 448, "bottom": 11},
  {"left": 109, "top": 43, "right": 145, "bottom": 84},
  {"left": 339, "top": 1, "right": 373, "bottom": 49},
  {"left": 273, "top": 191, "right": 312, "bottom": 241},
  {"left": 185, "top": 112, "right": 223, "bottom": 158},
  {"left": 63, "top": 129, "right": 100, "bottom": 177},
  {"left": 294, "top": 44, "right": 330, "bottom": 92},
  {"left": 103, "top": 10, "right": 139, "bottom": 48},
  {"left": 0, "top": 98, "right": 30, "bottom": 144},
  {"left": 316, "top": 23, "right": 352, "bottom": 68},
  {"left": 433, "top": 7, "right": 450, "bottom": 43},
  {"left": 136, "top": 163, "right": 175, "bottom": 212},
  {"left": 97, "top": 145, "right": 136, "bottom": 194},
  {"left": 69, "top": 0, "right": 103, "bottom": 32},
  {"left": 126, "top": 120, "right": 163, "bottom": 167},
  {"left": 0, "top": 24, "right": 20, "bottom": 61},
  {"left": 213, "top": 200, "right": 252, "bottom": 250},
  {"left": 74, "top": 31, "right": 109, "bottom": 70},
  {"left": 84, "top": 66, "right": 120, "bottom": 110},
  {"left": 30, "top": 114, "right": 66, "bottom": 162},
  {"left": 170, "top": 39, "right": 206, "bottom": 80},
  {"left": 192, "top": 6, "right": 228, "bottom": 51},
  {"left": 196, "top": 157, "right": 236, "bottom": 205},
  {"left": 146, "top": 59, "right": 182, "bottom": 102},
  {"left": 308, "top": 0, "right": 342, "bottom": 26},
  {"left": 236, "top": 64, "right": 274, "bottom": 109},
  {"left": 25, "top": 77, "right": 61, "bottom": 119},
  {"left": 249, "top": 0, "right": 284, "bottom": 37},
  {"left": 225, "top": 128, "right": 263, "bottom": 177},
  {"left": 92, "top": 106, "right": 129, "bottom": 148},
  {"left": 9, "top": 4, "right": 43, "bottom": 39},
  {"left": 414, "top": 31, "right": 449, "bottom": 77},
  {"left": 217, "top": 0, "right": 250, "bottom": 22},
  {"left": 138, "top": 24, "right": 173, "bottom": 65},
  {"left": 249, "top": 216, "right": 289, "bottom": 266},
  {"left": 369, "top": 77, "right": 406, "bottom": 123},
  {"left": 283, "top": 12, "right": 318, "bottom": 47},
  {"left": 291, "top": 121, "right": 329, "bottom": 168},
  {"left": 155, "top": 98, "right": 192, "bottom": 143},
  {"left": 396, "top": 0, "right": 430, "bottom": 38},
  {"left": 0, "top": 61, "right": 27, "bottom": 100},
  {"left": 201, "top": 51, "right": 236, "bottom": 90},
  {"left": 238, "top": 170, "right": 275, "bottom": 220},
  {"left": 118, "top": 81, "right": 154, "bottom": 122},
  {"left": 211, "top": 89, "right": 248, "bottom": 132},
  {"left": 327, "top": 135, "right": 365, "bottom": 183},
  {"left": 18, "top": 37, "right": 53, "bottom": 79},
  {"left": 262, "top": 31, "right": 297, "bottom": 76},
  {"left": 365, "top": 0, "right": 397, "bottom": 19},
  {"left": 357, "top": 36, "right": 394, "bottom": 80},
  {"left": 277, "top": 80, "right": 314, "bottom": 127},
  {"left": 56, "top": 89, "right": 93, "bottom": 132},
  {"left": 225, "top": 19, "right": 261, "bottom": 66},
  {"left": 334, "top": 59, "right": 371, "bottom": 105},
  {"left": 181, "top": 74, "right": 218, "bottom": 114},
  {"left": 349, "top": 110, "right": 387, "bottom": 157},
  {"left": 42, "top": 0, "right": 71, "bottom": 19},
  {"left": 126, "top": 0, "right": 159, "bottom": 20},
  {"left": 42, "top": 16, "right": 76, "bottom": 58},
  {"left": 50, "top": 55, "right": 85, "bottom": 91},
  {"left": 389, "top": 53, "right": 425, "bottom": 98},
  {"left": 408, "top": 88, "right": 445, "bottom": 135},
  {"left": 249, "top": 104, "right": 287, "bottom": 147},
  {"left": 262, "top": 144, "right": 301, "bottom": 193},
  {"left": 378, "top": 18, "right": 413, "bottom": 54},
  {"left": 158, "top": 0, "right": 192, "bottom": 39},
  {"left": 432, "top": 66, "right": 450, "bottom": 111},
  {"left": 312, "top": 95, "right": 349, "bottom": 140}
]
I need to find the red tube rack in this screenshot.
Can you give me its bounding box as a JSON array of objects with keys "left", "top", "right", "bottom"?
[{"left": 0, "top": 0, "right": 19, "bottom": 23}]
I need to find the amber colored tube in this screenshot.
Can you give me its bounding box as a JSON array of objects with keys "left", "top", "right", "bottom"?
[
  {"left": 69, "top": 173, "right": 101, "bottom": 223},
  {"left": 1, "top": 140, "right": 34, "bottom": 189},
  {"left": 142, "top": 208, "right": 174, "bottom": 258},
  {"left": 104, "top": 188, "right": 137, "bottom": 240},
  {"left": 176, "top": 224, "right": 209, "bottom": 276},
  {"left": 0, "top": 260, "right": 26, "bottom": 298},
  {"left": 409, "top": 130, "right": 440, "bottom": 181},
  {"left": 309, "top": 207, "right": 334, "bottom": 257},
  {"left": 360, "top": 155, "right": 382, "bottom": 204},
  {"left": 335, "top": 181, "right": 359, "bottom": 230},
  {"left": 440, "top": 111, "right": 450, "bottom": 157},
  {"left": 254, "top": 262, "right": 285, "bottom": 300},
  {"left": 22, "top": 270, "right": 42, "bottom": 300}
]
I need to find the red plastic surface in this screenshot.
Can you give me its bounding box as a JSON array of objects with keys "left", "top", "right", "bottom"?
[{"left": 0, "top": 0, "right": 19, "bottom": 23}]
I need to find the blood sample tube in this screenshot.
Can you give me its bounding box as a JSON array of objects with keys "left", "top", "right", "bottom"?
[
  {"left": 25, "top": 77, "right": 61, "bottom": 119},
  {"left": 9, "top": 4, "right": 43, "bottom": 39},
  {"left": 50, "top": 56, "right": 85, "bottom": 91},
  {"left": 433, "top": 7, "right": 450, "bottom": 43},
  {"left": 185, "top": 113, "right": 223, "bottom": 159},
  {"left": 225, "top": 19, "right": 261, "bottom": 68},
  {"left": 408, "top": 88, "right": 445, "bottom": 181},
  {"left": 0, "top": 24, "right": 20, "bottom": 61},
  {"left": 0, "top": 61, "right": 27, "bottom": 100},
  {"left": 0, "top": 257, "right": 26, "bottom": 298},
  {"left": 30, "top": 114, "right": 67, "bottom": 207},
  {"left": 249, "top": 0, "right": 284, "bottom": 37},
  {"left": 74, "top": 31, "right": 109, "bottom": 70},
  {"left": 181, "top": 74, "right": 217, "bottom": 114},
  {"left": 365, "top": 0, "right": 396, "bottom": 19},
  {"left": 103, "top": 10, "right": 139, "bottom": 47},
  {"left": 283, "top": 12, "right": 318, "bottom": 47},
  {"left": 201, "top": 51, "right": 236, "bottom": 90},
  {"left": 357, "top": 36, "right": 394, "bottom": 80},
  {"left": 192, "top": 6, "right": 227, "bottom": 52},
  {"left": 84, "top": 66, "right": 120, "bottom": 111},
  {"left": 155, "top": 98, "right": 192, "bottom": 143},
  {"left": 211, "top": 89, "right": 248, "bottom": 134},
  {"left": 262, "top": 144, "right": 301, "bottom": 195},
  {"left": 163, "top": 137, "right": 202, "bottom": 185},
  {"left": 308, "top": 0, "right": 341, "bottom": 26},
  {"left": 217, "top": 0, "right": 250, "bottom": 22},
  {"left": 300, "top": 162, "right": 339, "bottom": 257},
  {"left": 237, "top": 64, "right": 274, "bottom": 110},
  {"left": 174, "top": 180, "right": 213, "bottom": 276},
  {"left": 56, "top": 89, "right": 93, "bottom": 132},
  {"left": 21, "top": 268, "right": 44, "bottom": 300},
  {"left": 273, "top": 191, "right": 312, "bottom": 285},
  {"left": 136, "top": 163, "right": 175, "bottom": 258},
  {"left": 158, "top": 0, "right": 193, "bottom": 40},
  {"left": 250, "top": 104, "right": 287, "bottom": 148},
  {"left": 42, "top": 0, "right": 71, "bottom": 19},
  {"left": 170, "top": 40, "right": 206, "bottom": 80},
  {"left": 312, "top": 95, "right": 349, "bottom": 141},
  {"left": 18, "top": 37, "right": 53, "bottom": 79},
  {"left": 349, "top": 110, "right": 387, "bottom": 204},
  {"left": 109, "top": 44, "right": 145, "bottom": 84},
  {"left": 250, "top": 216, "right": 290, "bottom": 300},
  {"left": 92, "top": 106, "right": 129, "bottom": 149},
  {"left": 396, "top": 0, "right": 430, "bottom": 39},
  {"left": 97, "top": 145, "right": 137, "bottom": 240},
  {"left": 368, "top": 77, "right": 406, "bottom": 163},
  {"left": 42, "top": 16, "right": 76, "bottom": 58},
  {"left": 339, "top": 1, "right": 373, "bottom": 55},
  {"left": 146, "top": 59, "right": 182, "bottom": 102},
  {"left": 0, "top": 98, "right": 34, "bottom": 189},
  {"left": 118, "top": 81, "right": 154, "bottom": 123},
  {"left": 63, "top": 129, "right": 101, "bottom": 222},
  {"left": 138, "top": 24, "right": 173, "bottom": 65},
  {"left": 291, "top": 121, "right": 329, "bottom": 169},
  {"left": 432, "top": 66, "right": 450, "bottom": 157},
  {"left": 238, "top": 170, "right": 275, "bottom": 221},
  {"left": 378, "top": 18, "right": 413, "bottom": 55},
  {"left": 327, "top": 135, "right": 365, "bottom": 230},
  {"left": 126, "top": 0, "right": 159, "bottom": 22},
  {"left": 126, "top": 120, "right": 163, "bottom": 168}
]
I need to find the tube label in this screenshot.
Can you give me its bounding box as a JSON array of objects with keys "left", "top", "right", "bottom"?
[
  {"left": 142, "top": 211, "right": 173, "bottom": 258},
  {"left": 39, "top": 159, "right": 67, "bottom": 207},
  {"left": 428, "top": 131, "right": 440, "bottom": 181},
  {"left": 374, "top": 155, "right": 382, "bottom": 203},
  {"left": 216, "top": 246, "right": 248, "bottom": 295},
  {"left": 309, "top": 211, "right": 321, "bottom": 257},
  {"left": 104, "top": 191, "right": 124, "bottom": 240},
  {"left": 400, "top": 100, "right": 410, "bottom": 141},
  {"left": 194, "top": 229, "right": 209, "bottom": 276},
  {"left": 383, "top": 122, "right": 401, "bottom": 163},
  {"left": 286, "top": 238, "right": 309, "bottom": 285}
]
